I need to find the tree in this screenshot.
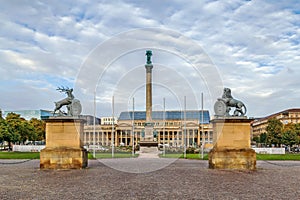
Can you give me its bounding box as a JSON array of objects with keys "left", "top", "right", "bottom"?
[
  {"left": 252, "top": 136, "right": 260, "bottom": 144},
  {"left": 294, "top": 123, "right": 300, "bottom": 144},
  {"left": 282, "top": 130, "right": 298, "bottom": 146},
  {"left": 266, "top": 118, "right": 283, "bottom": 146},
  {"left": 22, "top": 121, "right": 37, "bottom": 143},
  {"left": 0, "top": 119, "right": 7, "bottom": 143},
  {"left": 0, "top": 113, "right": 46, "bottom": 149},
  {"left": 281, "top": 123, "right": 300, "bottom": 146},
  {"left": 4, "top": 113, "right": 23, "bottom": 148},
  {"left": 29, "top": 118, "right": 45, "bottom": 141},
  {"left": 260, "top": 132, "right": 267, "bottom": 144}
]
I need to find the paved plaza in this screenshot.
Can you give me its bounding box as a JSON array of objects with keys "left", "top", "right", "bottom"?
[{"left": 1, "top": 158, "right": 300, "bottom": 200}]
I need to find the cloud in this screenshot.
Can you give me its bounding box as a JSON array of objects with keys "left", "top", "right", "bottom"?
[{"left": 0, "top": 0, "right": 300, "bottom": 118}]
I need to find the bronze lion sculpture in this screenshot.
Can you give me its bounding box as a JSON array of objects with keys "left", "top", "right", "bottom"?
[{"left": 215, "top": 88, "right": 247, "bottom": 116}]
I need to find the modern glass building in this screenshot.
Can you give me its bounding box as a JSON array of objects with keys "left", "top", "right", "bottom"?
[{"left": 3, "top": 109, "right": 53, "bottom": 120}]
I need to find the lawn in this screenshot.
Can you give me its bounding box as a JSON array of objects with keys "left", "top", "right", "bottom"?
[
  {"left": 1, "top": 151, "right": 300, "bottom": 160},
  {"left": 160, "top": 153, "right": 300, "bottom": 161},
  {"left": 0, "top": 151, "right": 138, "bottom": 159},
  {"left": 0, "top": 152, "right": 40, "bottom": 159},
  {"left": 256, "top": 154, "right": 300, "bottom": 160},
  {"left": 89, "top": 152, "right": 138, "bottom": 159}
]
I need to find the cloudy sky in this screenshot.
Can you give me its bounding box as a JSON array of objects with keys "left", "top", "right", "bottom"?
[{"left": 1, "top": 0, "right": 300, "bottom": 118}]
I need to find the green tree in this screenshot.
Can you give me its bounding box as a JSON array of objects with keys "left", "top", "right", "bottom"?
[
  {"left": 0, "top": 113, "right": 46, "bottom": 149},
  {"left": 282, "top": 129, "right": 299, "bottom": 146},
  {"left": 21, "top": 121, "right": 37, "bottom": 143},
  {"left": 266, "top": 118, "right": 283, "bottom": 146},
  {"left": 294, "top": 123, "right": 300, "bottom": 144},
  {"left": 0, "top": 119, "right": 7, "bottom": 143},
  {"left": 252, "top": 136, "right": 260, "bottom": 144},
  {"left": 281, "top": 123, "right": 300, "bottom": 146},
  {"left": 259, "top": 132, "right": 267, "bottom": 144},
  {"left": 5, "top": 113, "right": 24, "bottom": 147},
  {"left": 29, "top": 118, "right": 45, "bottom": 141}
]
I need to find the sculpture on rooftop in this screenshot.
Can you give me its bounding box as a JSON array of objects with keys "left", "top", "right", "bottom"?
[
  {"left": 53, "top": 86, "right": 82, "bottom": 116},
  {"left": 214, "top": 88, "right": 247, "bottom": 117}
]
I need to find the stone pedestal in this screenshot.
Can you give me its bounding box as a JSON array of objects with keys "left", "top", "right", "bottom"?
[
  {"left": 40, "top": 117, "right": 88, "bottom": 169},
  {"left": 140, "top": 125, "right": 158, "bottom": 152},
  {"left": 208, "top": 117, "right": 256, "bottom": 170},
  {"left": 142, "top": 125, "right": 155, "bottom": 142},
  {"left": 140, "top": 125, "right": 158, "bottom": 143}
]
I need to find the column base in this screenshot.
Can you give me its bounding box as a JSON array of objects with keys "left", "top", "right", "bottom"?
[
  {"left": 139, "top": 141, "right": 158, "bottom": 147},
  {"left": 208, "top": 147, "right": 256, "bottom": 170},
  {"left": 139, "top": 141, "right": 158, "bottom": 154}
]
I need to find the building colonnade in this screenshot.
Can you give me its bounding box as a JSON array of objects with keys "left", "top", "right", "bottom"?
[{"left": 83, "top": 123, "right": 213, "bottom": 148}]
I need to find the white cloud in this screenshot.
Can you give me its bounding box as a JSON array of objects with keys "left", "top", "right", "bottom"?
[{"left": 0, "top": 0, "right": 300, "bottom": 118}]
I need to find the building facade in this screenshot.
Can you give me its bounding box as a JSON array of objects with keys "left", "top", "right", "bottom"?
[
  {"left": 83, "top": 110, "right": 213, "bottom": 148},
  {"left": 251, "top": 108, "right": 300, "bottom": 137},
  {"left": 100, "top": 117, "right": 117, "bottom": 125}
]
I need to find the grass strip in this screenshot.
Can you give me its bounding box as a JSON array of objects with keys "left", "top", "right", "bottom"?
[
  {"left": 0, "top": 152, "right": 40, "bottom": 159},
  {"left": 256, "top": 154, "right": 300, "bottom": 160},
  {"left": 89, "top": 152, "right": 138, "bottom": 159},
  {"left": 1, "top": 152, "right": 300, "bottom": 161}
]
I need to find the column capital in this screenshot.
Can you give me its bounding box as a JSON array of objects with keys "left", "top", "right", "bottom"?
[{"left": 145, "top": 64, "right": 153, "bottom": 73}]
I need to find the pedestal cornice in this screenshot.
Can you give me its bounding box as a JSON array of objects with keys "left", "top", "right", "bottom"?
[
  {"left": 45, "top": 116, "right": 86, "bottom": 123},
  {"left": 211, "top": 116, "right": 253, "bottom": 123}
]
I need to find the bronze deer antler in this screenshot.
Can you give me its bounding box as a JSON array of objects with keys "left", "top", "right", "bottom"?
[{"left": 56, "top": 86, "right": 70, "bottom": 93}]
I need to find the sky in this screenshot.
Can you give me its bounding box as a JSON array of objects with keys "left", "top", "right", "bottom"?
[{"left": 1, "top": 0, "right": 300, "bottom": 118}]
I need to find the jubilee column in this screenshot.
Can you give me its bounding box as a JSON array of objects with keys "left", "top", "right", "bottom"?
[
  {"left": 139, "top": 50, "right": 158, "bottom": 149},
  {"left": 145, "top": 50, "right": 153, "bottom": 124}
]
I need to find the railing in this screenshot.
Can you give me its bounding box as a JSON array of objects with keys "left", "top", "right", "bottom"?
[{"left": 13, "top": 145, "right": 45, "bottom": 152}]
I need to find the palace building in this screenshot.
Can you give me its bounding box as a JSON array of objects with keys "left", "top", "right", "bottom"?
[
  {"left": 83, "top": 110, "right": 213, "bottom": 148},
  {"left": 251, "top": 108, "right": 300, "bottom": 137}
]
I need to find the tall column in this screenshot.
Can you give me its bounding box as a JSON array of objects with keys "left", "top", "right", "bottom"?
[
  {"left": 145, "top": 50, "right": 153, "bottom": 124},
  {"left": 106, "top": 132, "right": 109, "bottom": 146},
  {"left": 140, "top": 50, "right": 158, "bottom": 150},
  {"left": 197, "top": 129, "right": 200, "bottom": 146},
  {"left": 115, "top": 130, "right": 118, "bottom": 146},
  {"left": 120, "top": 131, "right": 123, "bottom": 145},
  {"left": 143, "top": 50, "right": 155, "bottom": 142},
  {"left": 187, "top": 129, "right": 190, "bottom": 147},
  {"left": 193, "top": 129, "right": 195, "bottom": 147},
  {"left": 172, "top": 131, "right": 175, "bottom": 146}
]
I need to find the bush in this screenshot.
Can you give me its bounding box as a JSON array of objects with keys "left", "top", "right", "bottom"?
[{"left": 186, "top": 147, "right": 196, "bottom": 154}]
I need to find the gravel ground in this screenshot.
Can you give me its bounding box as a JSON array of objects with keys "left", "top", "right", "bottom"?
[{"left": 1, "top": 159, "right": 300, "bottom": 200}]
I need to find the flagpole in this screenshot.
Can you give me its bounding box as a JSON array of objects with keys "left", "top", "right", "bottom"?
[
  {"left": 163, "top": 97, "right": 166, "bottom": 157},
  {"left": 93, "top": 90, "right": 96, "bottom": 158},
  {"left": 201, "top": 92, "right": 205, "bottom": 159},
  {"left": 184, "top": 96, "right": 187, "bottom": 159},
  {"left": 112, "top": 96, "right": 114, "bottom": 158},
  {"left": 132, "top": 97, "right": 135, "bottom": 157}
]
